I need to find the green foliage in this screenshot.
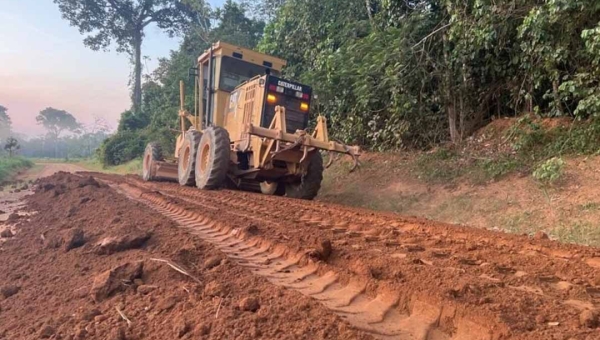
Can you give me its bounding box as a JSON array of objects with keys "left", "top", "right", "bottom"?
[
  {"left": 518, "top": 0, "right": 600, "bottom": 117},
  {"left": 506, "top": 116, "right": 600, "bottom": 159},
  {"left": 212, "top": 1, "right": 265, "bottom": 48},
  {"left": 532, "top": 157, "right": 565, "bottom": 184},
  {"left": 97, "top": 0, "right": 600, "bottom": 167},
  {"left": 476, "top": 158, "right": 522, "bottom": 182},
  {"left": 256, "top": 0, "right": 600, "bottom": 149},
  {"left": 98, "top": 130, "right": 147, "bottom": 166},
  {"left": 505, "top": 116, "right": 548, "bottom": 153},
  {"left": 118, "top": 110, "right": 150, "bottom": 131},
  {"left": 0, "top": 157, "right": 33, "bottom": 183}
]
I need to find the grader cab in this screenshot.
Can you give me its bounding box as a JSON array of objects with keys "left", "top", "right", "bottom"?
[{"left": 142, "top": 41, "right": 360, "bottom": 200}]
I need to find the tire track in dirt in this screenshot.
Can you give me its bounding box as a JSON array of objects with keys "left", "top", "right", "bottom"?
[
  {"left": 89, "top": 173, "right": 600, "bottom": 339},
  {"left": 108, "top": 181, "right": 483, "bottom": 340},
  {"left": 120, "top": 176, "right": 600, "bottom": 314}
]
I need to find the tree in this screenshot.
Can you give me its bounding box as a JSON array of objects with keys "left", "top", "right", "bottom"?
[
  {"left": 4, "top": 137, "right": 20, "bottom": 157},
  {"left": 0, "top": 105, "right": 11, "bottom": 140},
  {"left": 98, "top": 1, "right": 267, "bottom": 166},
  {"left": 211, "top": 1, "right": 265, "bottom": 48},
  {"left": 36, "top": 108, "right": 81, "bottom": 157},
  {"left": 53, "top": 0, "right": 205, "bottom": 113},
  {"left": 241, "top": 0, "right": 287, "bottom": 20}
]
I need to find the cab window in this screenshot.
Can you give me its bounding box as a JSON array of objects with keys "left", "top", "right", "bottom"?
[{"left": 219, "top": 56, "right": 280, "bottom": 92}]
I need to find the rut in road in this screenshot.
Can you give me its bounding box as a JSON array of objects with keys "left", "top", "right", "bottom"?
[{"left": 104, "top": 177, "right": 500, "bottom": 340}]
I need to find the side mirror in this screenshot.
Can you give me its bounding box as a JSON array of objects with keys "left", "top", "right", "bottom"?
[{"left": 188, "top": 67, "right": 199, "bottom": 81}]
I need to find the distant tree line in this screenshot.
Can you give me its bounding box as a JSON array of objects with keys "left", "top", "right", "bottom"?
[{"left": 0, "top": 105, "right": 110, "bottom": 159}]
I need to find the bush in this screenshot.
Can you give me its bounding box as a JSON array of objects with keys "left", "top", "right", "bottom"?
[
  {"left": 98, "top": 128, "right": 176, "bottom": 167},
  {"left": 98, "top": 131, "right": 148, "bottom": 166},
  {"left": 532, "top": 157, "right": 565, "bottom": 184},
  {"left": 0, "top": 157, "right": 33, "bottom": 182}
]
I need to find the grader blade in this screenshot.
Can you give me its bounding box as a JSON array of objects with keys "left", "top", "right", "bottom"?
[{"left": 153, "top": 161, "right": 179, "bottom": 181}]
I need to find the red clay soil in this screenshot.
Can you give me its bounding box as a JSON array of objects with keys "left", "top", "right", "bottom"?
[
  {"left": 0, "top": 172, "right": 372, "bottom": 340},
  {"left": 2, "top": 171, "right": 600, "bottom": 339},
  {"left": 92, "top": 173, "right": 600, "bottom": 340}
]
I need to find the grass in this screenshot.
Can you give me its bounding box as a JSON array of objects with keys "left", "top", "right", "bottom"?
[
  {"left": 578, "top": 202, "right": 600, "bottom": 211},
  {"left": 74, "top": 158, "right": 142, "bottom": 175},
  {"left": 498, "top": 211, "right": 540, "bottom": 235},
  {"left": 0, "top": 157, "right": 33, "bottom": 183},
  {"left": 413, "top": 148, "right": 465, "bottom": 183},
  {"left": 550, "top": 222, "right": 600, "bottom": 247},
  {"left": 413, "top": 148, "right": 526, "bottom": 185},
  {"left": 495, "top": 209, "right": 600, "bottom": 247},
  {"left": 412, "top": 117, "right": 600, "bottom": 185},
  {"left": 28, "top": 157, "right": 81, "bottom": 164}
]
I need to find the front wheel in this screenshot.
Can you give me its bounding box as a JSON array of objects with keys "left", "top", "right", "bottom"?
[
  {"left": 177, "top": 130, "right": 202, "bottom": 186},
  {"left": 194, "top": 127, "right": 231, "bottom": 190},
  {"left": 285, "top": 152, "right": 324, "bottom": 200},
  {"left": 142, "top": 142, "right": 163, "bottom": 181}
]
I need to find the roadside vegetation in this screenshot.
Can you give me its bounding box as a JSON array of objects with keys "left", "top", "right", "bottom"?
[
  {"left": 0, "top": 157, "right": 33, "bottom": 183},
  {"left": 413, "top": 116, "right": 600, "bottom": 185},
  {"left": 74, "top": 158, "right": 142, "bottom": 175}
]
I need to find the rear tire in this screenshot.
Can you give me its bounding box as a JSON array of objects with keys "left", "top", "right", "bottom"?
[
  {"left": 285, "top": 152, "right": 324, "bottom": 200},
  {"left": 195, "top": 127, "right": 230, "bottom": 190},
  {"left": 142, "top": 142, "right": 163, "bottom": 181},
  {"left": 177, "top": 130, "right": 202, "bottom": 186}
]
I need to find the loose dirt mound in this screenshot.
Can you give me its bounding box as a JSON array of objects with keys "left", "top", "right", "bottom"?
[
  {"left": 90, "top": 173, "right": 600, "bottom": 340},
  {"left": 3, "top": 171, "right": 600, "bottom": 339},
  {"left": 0, "top": 172, "right": 370, "bottom": 339}
]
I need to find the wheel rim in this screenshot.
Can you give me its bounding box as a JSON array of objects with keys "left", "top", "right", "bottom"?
[
  {"left": 200, "top": 143, "right": 210, "bottom": 172},
  {"left": 144, "top": 152, "right": 151, "bottom": 172},
  {"left": 260, "top": 181, "right": 278, "bottom": 195},
  {"left": 181, "top": 144, "right": 191, "bottom": 171}
]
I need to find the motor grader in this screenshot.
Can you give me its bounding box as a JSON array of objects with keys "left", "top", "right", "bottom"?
[{"left": 142, "top": 41, "right": 360, "bottom": 200}]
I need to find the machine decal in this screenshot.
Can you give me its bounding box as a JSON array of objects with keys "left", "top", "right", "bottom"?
[{"left": 277, "top": 80, "right": 302, "bottom": 92}]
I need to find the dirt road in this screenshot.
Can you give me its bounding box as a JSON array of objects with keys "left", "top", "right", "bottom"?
[
  {"left": 27, "top": 162, "right": 87, "bottom": 180},
  {"left": 1, "top": 171, "right": 600, "bottom": 339},
  {"left": 0, "top": 163, "right": 86, "bottom": 227}
]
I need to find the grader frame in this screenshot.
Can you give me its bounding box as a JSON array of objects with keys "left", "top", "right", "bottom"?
[{"left": 143, "top": 41, "right": 360, "bottom": 199}]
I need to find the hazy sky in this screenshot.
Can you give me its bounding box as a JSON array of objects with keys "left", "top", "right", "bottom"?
[{"left": 0, "top": 0, "right": 224, "bottom": 137}]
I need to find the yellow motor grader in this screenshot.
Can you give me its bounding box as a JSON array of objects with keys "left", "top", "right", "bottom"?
[{"left": 142, "top": 41, "right": 360, "bottom": 200}]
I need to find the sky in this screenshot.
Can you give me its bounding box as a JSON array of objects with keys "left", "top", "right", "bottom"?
[{"left": 0, "top": 0, "right": 225, "bottom": 137}]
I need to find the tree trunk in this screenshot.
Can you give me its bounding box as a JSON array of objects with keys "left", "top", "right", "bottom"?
[
  {"left": 552, "top": 79, "right": 563, "bottom": 116},
  {"left": 528, "top": 83, "right": 533, "bottom": 113},
  {"left": 132, "top": 31, "right": 143, "bottom": 114},
  {"left": 448, "top": 99, "right": 459, "bottom": 143},
  {"left": 365, "top": 0, "right": 374, "bottom": 23},
  {"left": 442, "top": 34, "right": 460, "bottom": 144}
]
